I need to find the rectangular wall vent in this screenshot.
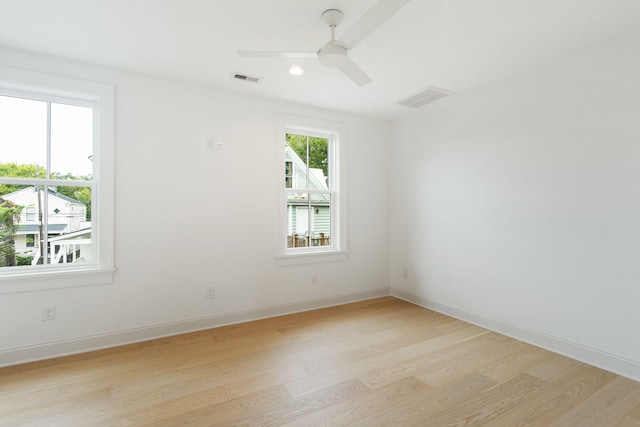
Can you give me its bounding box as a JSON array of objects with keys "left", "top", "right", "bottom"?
[
  {"left": 397, "top": 86, "right": 454, "bottom": 108},
  {"left": 232, "top": 72, "right": 262, "bottom": 84}
]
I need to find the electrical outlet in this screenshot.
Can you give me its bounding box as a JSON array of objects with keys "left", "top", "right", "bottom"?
[
  {"left": 311, "top": 274, "right": 319, "bottom": 286},
  {"left": 403, "top": 268, "right": 409, "bottom": 279},
  {"left": 206, "top": 286, "right": 216, "bottom": 299},
  {"left": 42, "top": 305, "right": 56, "bottom": 321}
]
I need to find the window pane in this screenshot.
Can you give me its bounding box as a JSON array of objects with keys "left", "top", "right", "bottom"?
[
  {"left": 51, "top": 103, "right": 93, "bottom": 180},
  {"left": 54, "top": 184, "right": 92, "bottom": 221},
  {"left": 0, "top": 184, "right": 92, "bottom": 267},
  {"left": 285, "top": 133, "right": 308, "bottom": 189},
  {"left": 46, "top": 186, "right": 92, "bottom": 265},
  {"left": 311, "top": 193, "right": 331, "bottom": 247},
  {"left": 0, "top": 95, "right": 47, "bottom": 178},
  {"left": 285, "top": 161, "right": 293, "bottom": 189},
  {"left": 285, "top": 133, "right": 329, "bottom": 191},
  {"left": 0, "top": 184, "right": 32, "bottom": 267},
  {"left": 309, "top": 136, "right": 329, "bottom": 188},
  {"left": 287, "top": 192, "right": 308, "bottom": 248}
]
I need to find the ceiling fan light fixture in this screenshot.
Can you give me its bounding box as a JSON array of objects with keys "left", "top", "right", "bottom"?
[
  {"left": 289, "top": 66, "right": 306, "bottom": 76},
  {"left": 318, "top": 44, "right": 348, "bottom": 68}
]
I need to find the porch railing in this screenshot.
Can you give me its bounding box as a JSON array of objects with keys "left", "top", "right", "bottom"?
[
  {"left": 30, "top": 240, "right": 91, "bottom": 265},
  {"left": 288, "top": 233, "right": 330, "bottom": 248}
]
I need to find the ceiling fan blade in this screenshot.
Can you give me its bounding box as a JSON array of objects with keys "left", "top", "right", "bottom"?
[
  {"left": 338, "top": 58, "right": 373, "bottom": 86},
  {"left": 237, "top": 51, "right": 317, "bottom": 59},
  {"left": 338, "top": 0, "right": 411, "bottom": 49}
]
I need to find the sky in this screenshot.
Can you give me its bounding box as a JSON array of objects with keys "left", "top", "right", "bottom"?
[{"left": 0, "top": 94, "right": 93, "bottom": 178}]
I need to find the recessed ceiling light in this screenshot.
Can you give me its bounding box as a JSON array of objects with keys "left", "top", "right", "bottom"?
[{"left": 289, "top": 66, "right": 305, "bottom": 76}]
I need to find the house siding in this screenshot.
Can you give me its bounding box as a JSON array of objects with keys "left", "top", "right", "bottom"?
[{"left": 289, "top": 205, "right": 330, "bottom": 237}]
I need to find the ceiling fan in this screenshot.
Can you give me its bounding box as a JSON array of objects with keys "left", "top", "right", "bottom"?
[{"left": 237, "top": 0, "right": 411, "bottom": 86}]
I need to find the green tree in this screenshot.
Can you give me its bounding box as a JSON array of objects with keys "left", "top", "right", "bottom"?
[
  {"left": 0, "top": 198, "right": 22, "bottom": 267},
  {"left": 286, "top": 134, "right": 329, "bottom": 177},
  {"left": 0, "top": 163, "right": 45, "bottom": 195}
]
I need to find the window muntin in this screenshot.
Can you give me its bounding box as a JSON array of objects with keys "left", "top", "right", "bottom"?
[{"left": 0, "top": 90, "right": 95, "bottom": 270}]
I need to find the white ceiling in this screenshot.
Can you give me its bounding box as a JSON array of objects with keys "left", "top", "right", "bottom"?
[{"left": 1, "top": 0, "right": 639, "bottom": 119}]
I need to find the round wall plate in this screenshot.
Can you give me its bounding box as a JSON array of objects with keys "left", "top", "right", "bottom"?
[{"left": 321, "top": 9, "right": 344, "bottom": 26}]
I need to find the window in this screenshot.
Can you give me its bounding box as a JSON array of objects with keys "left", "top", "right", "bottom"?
[
  {"left": 25, "top": 206, "right": 35, "bottom": 221},
  {"left": 277, "top": 115, "right": 347, "bottom": 264},
  {"left": 285, "top": 133, "right": 331, "bottom": 249},
  {"left": 285, "top": 161, "right": 293, "bottom": 189},
  {"left": 0, "top": 66, "right": 114, "bottom": 292}
]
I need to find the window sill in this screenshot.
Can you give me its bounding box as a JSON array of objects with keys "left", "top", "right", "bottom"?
[
  {"left": 0, "top": 267, "right": 115, "bottom": 294},
  {"left": 275, "top": 250, "right": 348, "bottom": 266}
]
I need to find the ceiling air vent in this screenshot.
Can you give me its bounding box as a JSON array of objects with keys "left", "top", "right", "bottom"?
[
  {"left": 397, "top": 86, "right": 454, "bottom": 108},
  {"left": 232, "top": 72, "right": 262, "bottom": 84}
]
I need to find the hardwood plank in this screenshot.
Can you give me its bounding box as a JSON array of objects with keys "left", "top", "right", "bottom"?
[
  {"left": 359, "top": 331, "right": 505, "bottom": 390},
  {"left": 524, "top": 352, "right": 585, "bottom": 383},
  {"left": 628, "top": 401, "right": 640, "bottom": 420},
  {"left": 189, "top": 364, "right": 306, "bottom": 401},
  {"left": 484, "top": 364, "right": 616, "bottom": 426},
  {"left": 420, "top": 373, "right": 548, "bottom": 426},
  {"left": 387, "top": 313, "right": 458, "bottom": 335},
  {"left": 0, "top": 387, "right": 59, "bottom": 418},
  {"left": 144, "top": 384, "right": 292, "bottom": 427},
  {"left": 615, "top": 416, "right": 640, "bottom": 426},
  {"left": 285, "top": 324, "right": 488, "bottom": 397},
  {"left": 478, "top": 345, "right": 552, "bottom": 383},
  {"left": 280, "top": 376, "right": 431, "bottom": 427},
  {"left": 276, "top": 303, "right": 425, "bottom": 340},
  {"left": 288, "top": 328, "right": 401, "bottom": 365},
  {"left": 0, "top": 387, "right": 111, "bottom": 427},
  {"left": 416, "top": 332, "right": 527, "bottom": 387},
  {"left": 51, "top": 330, "right": 284, "bottom": 400},
  {"left": 219, "top": 378, "right": 369, "bottom": 427},
  {"left": 352, "top": 371, "right": 497, "bottom": 427},
  {"left": 300, "top": 325, "right": 443, "bottom": 374},
  {"left": 549, "top": 376, "right": 640, "bottom": 427},
  {"left": 103, "top": 386, "right": 228, "bottom": 426}
]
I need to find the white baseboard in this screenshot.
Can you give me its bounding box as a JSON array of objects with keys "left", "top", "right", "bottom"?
[
  {"left": 0, "top": 287, "right": 390, "bottom": 368},
  {"left": 391, "top": 287, "right": 640, "bottom": 382}
]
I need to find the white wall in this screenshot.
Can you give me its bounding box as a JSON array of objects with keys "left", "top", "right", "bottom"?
[
  {"left": 0, "top": 46, "right": 390, "bottom": 363},
  {"left": 390, "top": 30, "right": 640, "bottom": 379}
]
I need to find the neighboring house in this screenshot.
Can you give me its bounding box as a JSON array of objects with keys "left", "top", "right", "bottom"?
[
  {"left": 1, "top": 187, "right": 89, "bottom": 261},
  {"left": 285, "top": 146, "right": 330, "bottom": 246}
]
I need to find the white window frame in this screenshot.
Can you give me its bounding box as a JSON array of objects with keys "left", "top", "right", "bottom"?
[
  {"left": 0, "top": 66, "right": 115, "bottom": 293},
  {"left": 25, "top": 206, "right": 35, "bottom": 221},
  {"left": 276, "top": 114, "right": 347, "bottom": 265}
]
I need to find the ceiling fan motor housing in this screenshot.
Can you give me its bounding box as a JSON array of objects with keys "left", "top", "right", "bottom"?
[{"left": 318, "top": 43, "right": 348, "bottom": 67}]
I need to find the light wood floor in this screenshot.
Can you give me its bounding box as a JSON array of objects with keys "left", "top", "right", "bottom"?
[{"left": 1, "top": 297, "right": 640, "bottom": 426}]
